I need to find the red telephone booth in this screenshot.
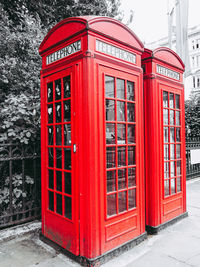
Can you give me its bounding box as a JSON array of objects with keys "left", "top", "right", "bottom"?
[
  {"left": 142, "top": 47, "right": 188, "bottom": 233},
  {"left": 39, "top": 16, "right": 146, "bottom": 265}
]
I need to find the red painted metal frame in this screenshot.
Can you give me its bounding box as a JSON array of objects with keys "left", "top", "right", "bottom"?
[
  {"left": 142, "top": 47, "right": 187, "bottom": 228},
  {"left": 40, "top": 16, "right": 145, "bottom": 259}
]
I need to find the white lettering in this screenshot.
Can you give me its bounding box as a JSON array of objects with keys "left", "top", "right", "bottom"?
[
  {"left": 157, "top": 65, "right": 180, "bottom": 80},
  {"left": 96, "top": 39, "right": 136, "bottom": 64},
  {"left": 46, "top": 40, "right": 81, "bottom": 65}
]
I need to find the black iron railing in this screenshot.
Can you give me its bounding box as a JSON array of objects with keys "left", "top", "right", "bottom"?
[
  {"left": 186, "top": 137, "right": 200, "bottom": 179},
  {"left": 0, "top": 142, "right": 41, "bottom": 229}
]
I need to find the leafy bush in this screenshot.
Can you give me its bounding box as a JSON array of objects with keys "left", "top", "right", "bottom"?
[{"left": 0, "top": 173, "right": 34, "bottom": 217}]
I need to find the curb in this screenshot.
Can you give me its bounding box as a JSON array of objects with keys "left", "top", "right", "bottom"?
[{"left": 0, "top": 220, "right": 41, "bottom": 243}]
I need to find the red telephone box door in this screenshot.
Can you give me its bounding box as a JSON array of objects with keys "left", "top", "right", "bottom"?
[
  {"left": 42, "top": 67, "right": 79, "bottom": 255},
  {"left": 161, "top": 85, "right": 185, "bottom": 222},
  {"left": 99, "top": 65, "right": 144, "bottom": 252}
]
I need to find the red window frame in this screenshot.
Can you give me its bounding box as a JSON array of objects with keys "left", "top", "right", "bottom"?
[
  {"left": 162, "top": 90, "right": 182, "bottom": 198},
  {"left": 104, "top": 74, "right": 137, "bottom": 219}
]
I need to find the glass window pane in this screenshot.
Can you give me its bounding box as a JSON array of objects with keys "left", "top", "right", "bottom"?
[
  {"left": 177, "top": 177, "right": 181, "bottom": 192},
  {"left": 65, "top": 196, "right": 72, "bottom": 219},
  {"left": 164, "top": 180, "right": 170, "bottom": 196},
  {"left": 171, "top": 161, "right": 175, "bottom": 177},
  {"left": 117, "top": 78, "right": 125, "bottom": 99},
  {"left": 176, "top": 111, "right": 180, "bottom": 125},
  {"left": 128, "top": 167, "right": 136, "bottom": 187},
  {"left": 164, "top": 145, "right": 169, "bottom": 160},
  {"left": 64, "top": 124, "right": 71, "bottom": 146},
  {"left": 177, "top": 160, "right": 181, "bottom": 175},
  {"left": 128, "top": 125, "right": 135, "bottom": 144},
  {"left": 49, "top": 191, "right": 54, "bottom": 211},
  {"left": 56, "top": 125, "right": 62, "bottom": 146},
  {"left": 128, "top": 146, "right": 135, "bottom": 165},
  {"left": 118, "top": 169, "right": 126, "bottom": 190},
  {"left": 48, "top": 126, "right": 53, "bottom": 145},
  {"left": 107, "top": 194, "right": 117, "bottom": 217},
  {"left": 48, "top": 170, "right": 54, "bottom": 189},
  {"left": 63, "top": 76, "right": 71, "bottom": 98},
  {"left": 64, "top": 149, "right": 71, "bottom": 170},
  {"left": 117, "top": 101, "right": 125, "bottom": 121},
  {"left": 64, "top": 100, "right": 71, "bottom": 122},
  {"left": 56, "top": 194, "right": 62, "bottom": 215},
  {"left": 48, "top": 104, "right": 53, "bottom": 124},
  {"left": 164, "top": 162, "right": 170, "bottom": 178},
  {"left": 55, "top": 102, "right": 62, "bottom": 123},
  {"left": 56, "top": 148, "right": 62, "bottom": 169},
  {"left": 170, "top": 144, "right": 175, "bottom": 159},
  {"left": 128, "top": 189, "right": 136, "bottom": 209},
  {"left": 175, "top": 94, "right": 180, "bottom": 109},
  {"left": 176, "top": 128, "right": 181, "bottom": 142},
  {"left": 170, "top": 110, "right": 175, "bottom": 125},
  {"left": 127, "top": 81, "right": 135, "bottom": 101},
  {"left": 105, "top": 76, "right": 115, "bottom": 98},
  {"left": 171, "top": 179, "right": 176, "bottom": 194},
  {"left": 106, "top": 100, "right": 115, "bottom": 121},
  {"left": 169, "top": 93, "right": 174, "bottom": 108},
  {"left": 56, "top": 171, "right": 62, "bottom": 192},
  {"left": 118, "top": 191, "right": 127, "bottom": 213},
  {"left": 55, "top": 79, "right": 61, "bottom": 100},
  {"left": 118, "top": 147, "right": 126, "bottom": 167},
  {"left": 117, "top": 124, "right": 126, "bottom": 144},
  {"left": 163, "top": 109, "right": 168, "bottom": 125},
  {"left": 107, "top": 170, "right": 116, "bottom": 192},
  {"left": 127, "top": 103, "right": 135, "bottom": 122},
  {"left": 164, "top": 127, "right": 168, "bottom": 143},
  {"left": 176, "top": 144, "right": 181, "bottom": 159},
  {"left": 48, "top": 148, "right": 54, "bottom": 167},
  {"left": 47, "top": 82, "right": 53, "bottom": 102},
  {"left": 170, "top": 127, "right": 175, "bottom": 142},
  {"left": 106, "top": 123, "right": 115, "bottom": 144},
  {"left": 106, "top": 147, "right": 116, "bottom": 168},
  {"left": 163, "top": 91, "right": 168, "bottom": 107},
  {"left": 64, "top": 172, "right": 71, "bottom": 195}
]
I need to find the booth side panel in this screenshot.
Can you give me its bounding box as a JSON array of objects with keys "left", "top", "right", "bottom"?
[
  {"left": 144, "top": 77, "right": 161, "bottom": 227},
  {"left": 181, "top": 90, "right": 187, "bottom": 213},
  {"left": 40, "top": 75, "right": 47, "bottom": 235},
  {"left": 79, "top": 55, "right": 102, "bottom": 259}
]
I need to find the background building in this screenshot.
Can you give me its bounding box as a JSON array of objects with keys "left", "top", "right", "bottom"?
[{"left": 147, "top": 24, "right": 200, "bottom": 100}]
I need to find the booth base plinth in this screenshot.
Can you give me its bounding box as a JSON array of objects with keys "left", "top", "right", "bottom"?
[
  {"left": 146, "top": 211, "right": 188, "bottom": 234},
  {"left": 40, "top": 232, "right": 147, "bottom": 267}
]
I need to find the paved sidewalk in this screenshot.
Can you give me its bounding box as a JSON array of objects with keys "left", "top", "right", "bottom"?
[{"left": 0, "top": 178, "right": 200, "bottom": 267}]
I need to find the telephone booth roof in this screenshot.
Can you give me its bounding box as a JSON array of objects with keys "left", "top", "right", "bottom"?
[
  {"left": 142, "top": 47, "right": 185, "bottom": 72},
  {"left": 39, "top": 16, "right": 144, "bottom": 55}
]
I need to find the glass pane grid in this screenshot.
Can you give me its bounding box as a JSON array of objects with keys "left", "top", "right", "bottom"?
[
  {"left": 163, "top": 91, "right": 182, "bottom": 197},
  {"left": 105, "top": 75, "right": 136, "bottom": 218},
  {"left": 46, "top": 75, "right": 72, "bottom": 220}
]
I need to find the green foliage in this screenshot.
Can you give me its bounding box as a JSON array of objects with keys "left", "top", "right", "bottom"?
[
  {"left": 0, "top": 173, "right": 34, "bottom": 216},
  {"left": 185, "top": 93, "right": 200, "bottom": 138},
  {"left": 0, "top": 0, "right": 121, "bottom": 145}
]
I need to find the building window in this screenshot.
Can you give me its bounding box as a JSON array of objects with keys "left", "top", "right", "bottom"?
[
  {"left": 197, "top": 78, "right": 200, "bottom": 88},
  {"left": 196, "top": 39, "right": 200, "bottom": 49},
  {"left": 192, "top": 57, "right": 195, "bottom": 67},
  {"left": 192, "top": 40, "right": 195, "bottom": 50},
  {"left": 193, "top": 77, "right": 196, "bottom": 88}
]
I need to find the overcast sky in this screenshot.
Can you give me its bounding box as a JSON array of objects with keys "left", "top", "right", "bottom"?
[{"left": 120, "top": 0, "right": 200, "bottom": 44}]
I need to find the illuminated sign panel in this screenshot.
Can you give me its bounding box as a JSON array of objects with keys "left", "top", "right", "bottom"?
[
  {"left": 96, "top": 39, "right": 136, "bottom": 64},
  {"left": 46, "top": 40, "right": 81, "bottom": 65},
  {"left": 157, "top": 65, "right": 180, "bottom": 80}
]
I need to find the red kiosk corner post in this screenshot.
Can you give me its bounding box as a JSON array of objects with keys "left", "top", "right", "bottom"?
[
  {"left": 39, "top": 16, "right": 146, "bottom": 266},
  {"left": 142, "top": 47, "right": 188, "bottom": 234}
]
